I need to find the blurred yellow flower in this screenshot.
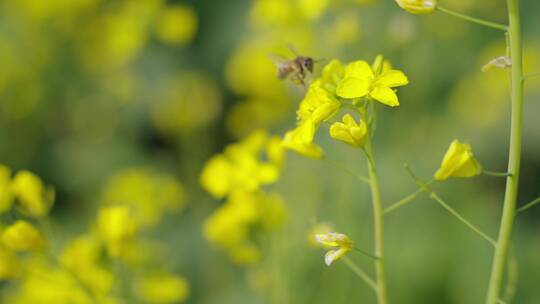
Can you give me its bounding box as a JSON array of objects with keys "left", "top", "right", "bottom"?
[
  {"left": 204, "top": 190, "right": 286, "bottom": 265},
  {"left": 282, "top": 120, "right": 324, "bottom": 159},
  {"left": 101, "top": 167, "right": 185, "bottom": 227},
  {"left": 395, "top": 0, "right": 437, "bottom": 14},
  {"left": 97, "top": 206, "right": 137, "bottom": 257},
  {"left": 135, "top": 274, "right": 190, "bottom": 304},
  {"left": 0, "top": 165, "right": 14, "bottom": 214},
  {"left": 155, "top": 4, "right": 198, "bottom": 45},
  {"left": 337, "top": 60, "right": 408, "bottom": 107},
  {"left": 1, "top": 220, "right": 44, "bottom": 252},
  {"left": 60, "top": 235, "right": 114, "bottom": 297},
  {"left": 330, "top": 114, "right": 368, "bottom": 148},
  {"left": 298, "top": 0, "right": 330, "bottom": 21},
  {"left": 434, "top": 140, "right": 482, "bottom": 181},
  {"left": 200, "top": 131, "right": 281, "bottom": 198},
  {"left": 0, "top": 246, "right": 21, "bottom": 279},
  {"left": 321, "top": 59, "right": 345, "bottom": 90},
  {"left": 315, "top": 232, "right": 354, "bottom": 266},
  {"left": 11, "top": 170, "right": 54, "bottom": 217}
]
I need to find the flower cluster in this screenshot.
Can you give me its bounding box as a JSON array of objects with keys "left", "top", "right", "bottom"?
[
  {"left": 201, "top": 130, "right": 287, "bottom": 265},
  {"left": 283, "top": 55, "right": 409, "bottom": 158},
  {"left": 1, "top": 165, "right": 190, "bottom": 303}
]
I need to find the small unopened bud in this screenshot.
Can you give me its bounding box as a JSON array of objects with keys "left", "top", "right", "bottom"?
[{"left": 395, "top": 0, "right": 437, "bottom": 14}]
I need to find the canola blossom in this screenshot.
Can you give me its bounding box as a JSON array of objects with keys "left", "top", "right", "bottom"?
[{"left": 434, "top": 140, "right": 483, "bottom": 181}]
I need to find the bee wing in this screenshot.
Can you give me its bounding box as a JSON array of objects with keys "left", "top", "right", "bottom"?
[
  {"left": 287, "top": 43, "right": 300, "bottom": 56},
  {"left": 268, "top": 53, "right": 293, "bottom": 79}
]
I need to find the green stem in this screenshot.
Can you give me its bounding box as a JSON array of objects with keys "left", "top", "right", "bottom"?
[
  {"left": 383, "top": 180, "right": 435, "bottom": 215},
  {"left": 354, "top": 247, "right": 381, "bottom": 260},
  {"left": 342, "top": 256, "right": 377, "bottom": 291},
  {"left": 484, "top": 170, "right": 512, "bottom": 178},
  {"left": 324, "top": 158, "right": 371, "bottom": 185},
  {"left": 486, "top": 0, "right": 524, "bottom": 302},
  {"left": 436, "top": 6, "right": 508, "bottom": 31},
  {"left": 516, "top": 196, "right": 540, "bottom": 213},
  {"left": 404, "top": 165, "right": 496, "bottom": 246},
  {"left": 362, "top": 116, "right": 388, "bottom": 304},
  {"left": 429, "top": 192, "right": 496, "bottom": 246}
]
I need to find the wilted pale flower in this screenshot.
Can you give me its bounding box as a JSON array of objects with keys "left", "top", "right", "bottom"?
[
  {"left": 97, "top": 206, "right": 137, "bottom": 257},
  {"left": 337, "top": 60, "right": 409, "bottom": 107},
  {"left": 11, "top": 170, "right": 54, "bottom": 217},
  {"left": 395, "top": 0, "right": 437, "bottom": 14},
  {"left": 315, "top": 232, "right": 354, "bottom": 266},
  {"left": 330, "top": 114, "right": 368, "bottom": 148},
  {"left": 1, "top": 220, "right": 44, "bottom": 252},
  {"left": 434, "top": 140, "right": 482, "bottom": 181}
]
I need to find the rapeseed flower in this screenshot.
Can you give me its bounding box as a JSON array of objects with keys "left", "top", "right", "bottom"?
[
  {"left": 97, "top": 206, "right": 137, "bottom": 257},
  {"left": 329, "top": 114, "right": 368, "bottom": 148},
  {"left": 11, "top": 170, "right": 54, "bottom": 217},
  {"left": 1, "top": 220, "right": 44, "bottom": 252},
  {"left": 200, "top": 130, "right": 282, "bottom": 198},
  {"left": 282, "top": 120, "right": 324, "bottom": 159},
  {"left": 0, "top": 246, "right": 21, "bottom": 279},
  {"left": 315, "top": 232, "right": 354, "bottom": 266},
  {"left": 434, "top": 140, "right": 482, "bottom": 181},
  {"left": 337, "top": 60, "right": 408, "bottom": 107},
  {"left": 135, "top": 273, "right": 190, "bottom": 303},
  {"left": 154, "top": 4, "right": 198, "bottom": 45}
]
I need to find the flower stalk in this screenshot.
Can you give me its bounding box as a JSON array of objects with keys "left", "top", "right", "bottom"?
[
  {"left": 485, "top": 0, "right": 524, "bottom": 303},
  {"left": 436, "top": 6, "right": 508, "bottom": 31},
  {"left": 362, "top": 112, "right": 388, "bottom": 304}
]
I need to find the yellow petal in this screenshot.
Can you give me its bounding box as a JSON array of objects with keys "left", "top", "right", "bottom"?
[
  {"left": 369, "top": 86, "right": 400, "bottom": 107},
  {"left": 336, "top": 77, "right": 371, "bottom": 99},
  {"left": 376, "top": 70, "right": 409, "bottom": 87},
  {"left": 344, "top": 60, "right": 374, "bottom": 79},
  {"left": 324, "top": 248, "right": 350, "bottom": 266},
  {"left": 434, "top": 140, "right": 482, "bottom": 180}
]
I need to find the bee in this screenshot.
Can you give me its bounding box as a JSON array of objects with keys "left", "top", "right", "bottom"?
[{"left": 271, "top": 45, "right": 319, "bottom": 87}]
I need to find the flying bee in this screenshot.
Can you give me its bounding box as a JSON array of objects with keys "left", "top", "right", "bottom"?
[{"left": 271, "top": 45, "right": 320, "bottom": 87}]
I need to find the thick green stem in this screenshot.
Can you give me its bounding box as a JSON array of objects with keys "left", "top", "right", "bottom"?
[
  {"left": 363, "top": 131, "right": 388, "bottom": 304},
  {"left": 486, "top": 1, "right": 523, "bottom": 303}
]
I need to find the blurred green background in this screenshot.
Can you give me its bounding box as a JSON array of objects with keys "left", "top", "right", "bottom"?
[{"left": 1, "top": 0, "right": 540, "bottom": 303}]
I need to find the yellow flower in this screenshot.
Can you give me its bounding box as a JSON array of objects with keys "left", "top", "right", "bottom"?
[
  {"left": 329, "top": 114, "right": 368, "bottom": 148},
  {"left": 154, "top": 4, "right": 198, "bottom": 45},
  {"left": 0, "top": 246, "right": 21, "bottom": 279},
  {"left": 135, "top": 274, "right": 190, "bottom": 304},
  {"left": 395, "top": 0, "right": 437, "bottom": 14},
  {"left": 307, "top": 222, "right": 334, "bottom": 247},
  {"left": 101, "top": 167, "right": 185, "bottom": 227},
  {"left": 11, "top": 170, "right": 54, "bottom": 217},
  {"left": 1, "top": 220, "right": 44, "bottom": 252},
  {"left": 434, "top": 140, "right": 482, "bottom": 181},
  {"left": 297, "top": 80, "right": 341, "bottom": 123},
  {"left": 0, "top": 165, "right": 14, "bottom": 214},
  {"left": 336, "top": 60, "right": 408, "bottom": 107},
  {"left": 200, "top": 131, "right": 281, "bottom": 198},
  {"left": 97, "top": 206, "right": 137, "bottom": 258},
  {"left": 60, "top": 235, "right": 114, "bottom": 297},
  {"left": 315, "top": 232, "right": 353, "bottom": 266},
  {"left": 282, "top": 120, "right": 324, "bottom": 159}
]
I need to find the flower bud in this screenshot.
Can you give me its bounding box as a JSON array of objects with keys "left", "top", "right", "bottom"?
[
  {"left": 11, "top": 170, "right": 54, "bottom": 217},
  {"left": 434, "top": 140, "right": 482, "bottom": 181},
  {"left": 395, "top": 0, "right": 436, "bottom": 14},
  {"left": 329, "top": 114, "right": 368, "bottom": 148}
]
